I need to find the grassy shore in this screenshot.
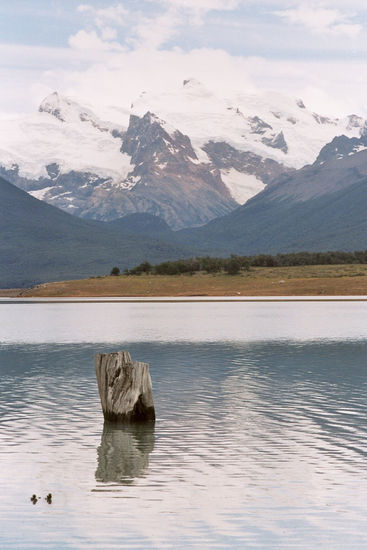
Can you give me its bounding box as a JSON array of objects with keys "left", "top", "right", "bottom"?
[
  {"left": 14, "top": 264, "right": 367, "bottom": 297},
  {"left": 0, "top": 288, "right": 23, "bottom": 297}
]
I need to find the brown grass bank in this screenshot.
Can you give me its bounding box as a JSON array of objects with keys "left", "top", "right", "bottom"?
[{"left": 17, "top": 264, "right": 367, "bottom": 297}]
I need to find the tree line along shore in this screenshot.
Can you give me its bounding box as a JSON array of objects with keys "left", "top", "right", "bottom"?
[
  {"left": 16, "top": 251, "right": 367, "bottom": 297},
  {"left": 115, "top": 250, "right": 367, "bottom": 277}
]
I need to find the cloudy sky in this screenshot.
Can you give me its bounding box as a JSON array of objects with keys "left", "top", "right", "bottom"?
[{"left": 2, "top": 0, "right": 367, "bottom": 118}]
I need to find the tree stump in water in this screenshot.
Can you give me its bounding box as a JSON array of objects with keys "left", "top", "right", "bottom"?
[{"left": 94, "top": 351, "right": 155, "bottom": 423}]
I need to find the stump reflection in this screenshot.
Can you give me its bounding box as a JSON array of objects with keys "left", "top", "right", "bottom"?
[{"left": 96, "top": 422, "right": 155, "bottom": 484}]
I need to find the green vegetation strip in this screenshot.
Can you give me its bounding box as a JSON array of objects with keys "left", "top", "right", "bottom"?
[{"left": 114, "top": 250, "right": 367, "bottom": 277}]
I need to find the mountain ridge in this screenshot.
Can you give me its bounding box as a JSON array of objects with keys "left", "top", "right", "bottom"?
[
  {"left": 0, "top": 176, "right": 195, "bottom": 288},
  {"left": 1, "top": 81, "right": 363, "bottom": 229},
  {"left": 170, "top": 140, "right": 367, "bottom": 254}
]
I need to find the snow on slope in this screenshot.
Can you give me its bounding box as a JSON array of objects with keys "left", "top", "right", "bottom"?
[
  {"left": 0, "top": 83, "right": 363, "bottom": 186},
  {"left": 39, "top": 91, "right": 129, "bottom": 135},
  {"left": 28, "top": 186, "right": 54, "bottom": 200},
  {"left": 0, "top": 82, "right": 366, "bottom": 223},
  {"left": 132, "top": 79, "right": 364, "bottom": 169},
  {"left": 221, "top": 169, "right": 265, "bottom": 204},
  {"left": 0, "top": 93, "right": 131, "bottom": 183}
]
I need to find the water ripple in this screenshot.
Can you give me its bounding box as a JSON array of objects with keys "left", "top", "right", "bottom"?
[{"left": 1, "top": 340, "right": 367, "bottom": 548}]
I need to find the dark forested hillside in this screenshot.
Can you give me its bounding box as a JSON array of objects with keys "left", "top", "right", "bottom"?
[
  {"left": 174, "top": 148, "right": 367, "bottom": 254},
  {"left": 0, "top": 176, "right": 194, "bottom": 287}
]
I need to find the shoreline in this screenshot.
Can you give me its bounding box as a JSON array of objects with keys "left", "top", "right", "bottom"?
[
  {"left": 2, "top": 296, "right": 367, "bottom": 303},
  {"left": 3, "top": 265, "right": 367, "bottom": 299},
  {"left": 0, "top": 289, "right": 23, "bottom": 297}
]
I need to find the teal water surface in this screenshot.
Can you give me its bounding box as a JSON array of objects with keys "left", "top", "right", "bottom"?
[{"left": 0, "top": 301, "right": 367, "bottom": 549}]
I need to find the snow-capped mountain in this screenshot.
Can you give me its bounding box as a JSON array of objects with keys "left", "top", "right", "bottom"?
[
  {"left": 174, "top": 133, "right": 367, "bottom": 255},
  {"left": 0, "top": 81, "right": 365, "bottom": 229},
  {"left": 131, "top": 79, "right": 364, "bottom": 168},
  {"left": 0, "top": 92, "right": 129, "bottom": 185}
]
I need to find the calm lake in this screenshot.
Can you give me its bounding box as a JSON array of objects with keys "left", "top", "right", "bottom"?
[{"left": 1, "top": 299, "right": 367, "bottom": 549}]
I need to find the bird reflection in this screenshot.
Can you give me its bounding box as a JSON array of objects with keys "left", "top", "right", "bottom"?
[{"left": 95, "top": 422, "right": 155, "bottom": 484}]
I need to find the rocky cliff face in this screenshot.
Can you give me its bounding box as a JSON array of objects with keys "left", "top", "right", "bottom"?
[
  {"left": 91, "top": 111, "right": 239, "bottom": 228},
  {"left": 203, "top": 141, "right": 291, "bottom": 184},
  {"left": 115, "top": 112, "right": 237, "bottom": 228},
  {"left": 173, "top": 133, "right": 367, "bottom": 255},
  {"left": 0, "top": 108, "right": 237, "bottom": 229}
]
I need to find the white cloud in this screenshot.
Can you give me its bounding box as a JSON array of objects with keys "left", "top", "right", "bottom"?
[
  {"left": 160, "top": 0, "right": 240, "bottom": 8},
  {"left": 239, "top": 56, "right": 367, "bottom": 116},
  {"left": 76, "top": 3, "right": 129, "bottom": 47},
  {"left": 274, "top": 4, "right": 362, "bottom": 37},
  {"left": 68, "top": 30, "right": 123, "bottom": 52},
  {"left": 128, "top": 8, "right": 182, "bottom": 49},
  {"left": 155, "top": 0, "right": 242, "bottom": 23},
  {"left": 76, "top": 0, "right": 245, "bottom": 52},
  {"left": 77, "top": 4, "right": 92, "bottom": 14},
  {"left": 55, "top": 47, "right": 256, "bottom": 124},
  {"left": 100, "top": 27, "right": 118, "bottom": 41},
  {"left": 30, "top": 43, "right": 367, "bottom": 123},
  {"left": 1, "top": 0, "right": 367, "bottom": 122},
  {"left": 77, "top": 4, "right": 129, "bottom": 27}
]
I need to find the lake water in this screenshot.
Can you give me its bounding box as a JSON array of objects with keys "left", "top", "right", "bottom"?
[{"left": 1, "top": 300, "right": 367, "bottom": 549}]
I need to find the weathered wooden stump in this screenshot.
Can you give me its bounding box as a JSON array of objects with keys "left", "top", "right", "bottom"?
[{"left": 94, "top": 351, "right": 155, "bottom": 423}]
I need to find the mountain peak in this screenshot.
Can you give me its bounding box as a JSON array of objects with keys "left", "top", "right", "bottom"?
[
  {"left": 39, "top": 92, "right": 65, "bottom": 120},
  {"left": 182, "top": 78, "right": 212, "bottom": 98},
  {"left": 39, "top": 92, "right": 100, "bottom": 126},
  {"left": 122, "top": 111, "right": 197, "bottom": 165},
  {"left": 183, "top": 78, "right": 203, "bottom": 88}
]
